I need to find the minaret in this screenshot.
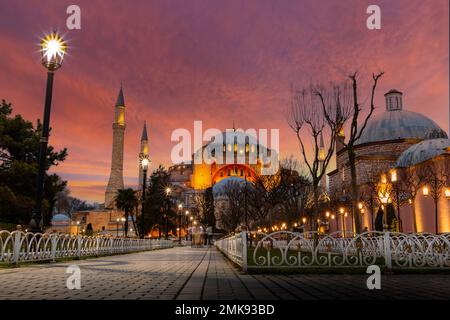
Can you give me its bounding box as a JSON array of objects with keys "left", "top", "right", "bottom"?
[
  {"left": 105, "top": 86, "right": 126, "bottom": 209},
  {"left": 335, "top": 99, "right": 345, "bottom": 154},
  {"left": 138, "top": 121, "right": 149, "bottom": 190}
]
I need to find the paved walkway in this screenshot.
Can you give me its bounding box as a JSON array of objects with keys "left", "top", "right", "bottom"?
[{"left": 0, "top": 247, "right": 449, "bottom": 299}]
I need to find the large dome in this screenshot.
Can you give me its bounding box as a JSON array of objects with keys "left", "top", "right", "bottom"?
[
  {"left": 396, "top": 138, "right": 450, "bottom": 167},
  {"left": 356, "top": 110, "right": 447, "bottom": 145}
]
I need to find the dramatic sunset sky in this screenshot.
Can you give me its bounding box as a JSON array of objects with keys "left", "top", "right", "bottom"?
[{"left": 0, "top": 0, "right": 448, "bottom": 202}]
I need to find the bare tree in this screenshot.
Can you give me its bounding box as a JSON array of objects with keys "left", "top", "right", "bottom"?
[
  {"left": 288, "top": 84, "right": 348, "bottom": 228},
  {"left": 397, "top": 166, "right": 426, "bottom": 233},
  {"left": 277, "top": 157, "right": 312, "bottom": 228},
  {"left": 336, "top": 72, "right": 384, "bottom": 233},
  {"left": 219, "top": 180, "right": 244, "bottom": 232},
  {"left": 359, "top": 167, "right": 383, "bottom": 231},
  {"left": 416, "top": 158, "right": 449, "bottom": 233},
  {"left": 247, "top": 172, "right": 282, "bottom": 228}
]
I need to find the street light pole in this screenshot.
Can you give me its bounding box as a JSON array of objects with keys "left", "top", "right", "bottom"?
[
  {"left": 165, "top": 187, "right": 171, "bottom": 240},
  {"left": 139, "top": 155, "right": 150, "bottom": 239},
  {"left": 30, "top": 31, "right": 67, "bottom": 233},
  {"left": 391, "top": 170, "right": 402, "bottom": 232},
  {"left": 178, "top": 204, "right": 183, "bottom": 244}
]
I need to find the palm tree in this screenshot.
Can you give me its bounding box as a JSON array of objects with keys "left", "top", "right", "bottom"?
[{"left": 115, "top": 188, "right": 138, "bottom": 237}]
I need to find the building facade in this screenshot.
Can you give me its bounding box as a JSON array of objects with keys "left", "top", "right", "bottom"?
[{"left": 327, "top": 89, "right": 449, "bottom": 233}]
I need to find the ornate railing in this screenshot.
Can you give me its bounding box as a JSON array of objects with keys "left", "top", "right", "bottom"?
[
  {"left": 0, "top": 230, "right": 174, "bottom": 264},
  {"left": 216, "top": 231, "right": 450, "bottom": 271},
  {"left": 215, "top": 232, "right": 247, "bottom": 271}
]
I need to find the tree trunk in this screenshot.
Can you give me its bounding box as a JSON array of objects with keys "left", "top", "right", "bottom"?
[
  {"left": 348, "top": 149, "right": 361, "bottom": 233},
  {"left": 124, "top": 211, "right": 129, "bottom": 237},
  {"left": 312, "top": 181, "right": 319, "bottom": 232}
]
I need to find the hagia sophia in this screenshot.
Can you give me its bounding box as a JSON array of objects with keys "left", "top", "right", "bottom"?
[{"left": 51, "top": 86, "right": 450, "bottom": 235}]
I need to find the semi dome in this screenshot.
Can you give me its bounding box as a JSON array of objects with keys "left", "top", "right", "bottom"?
[
  {"left": 356, "top": 89, "right": 447, "bottom": 145},
  {"left": 396, "top": 138, "right": 450, "bottom": 167}
]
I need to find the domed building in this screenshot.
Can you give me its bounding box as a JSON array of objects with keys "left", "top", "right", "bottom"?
[
  {"left": 328, "top": 89, "right": 449, "bottom": 233},
  {"left": 49, "top": 213, "right": 71, "bottom": 233},
  {"left": 169, "top": 129, "right": 277, "bottom": 227},
  {"left": 170, "top": 129, "right": 275, "bottom": 190}
]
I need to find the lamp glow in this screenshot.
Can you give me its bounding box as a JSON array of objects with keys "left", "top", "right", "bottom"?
[
  {"left": 445, "top": 188, "right": 450, "bottom": 199},
  {"left": 422, "top": 186, "right": 429, "bottom": 197},
  {"left": 40, "top": 31, "right": 67, "bottom": 71},
  {"left": 390, "top": 170, "right": 397, "bottom": 182},
  {"left": 140, "top": 156, "right": 150, "bottom": 170}
]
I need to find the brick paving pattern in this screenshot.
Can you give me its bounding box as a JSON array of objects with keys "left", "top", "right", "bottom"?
[{"left": 0, "top": 247, "right": 449, "bottom": 300}]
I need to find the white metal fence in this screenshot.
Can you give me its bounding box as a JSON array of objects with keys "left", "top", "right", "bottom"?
[
  {"left": 215, "top": 232, "right": 247, "bottom": 271},
  {"left": 0, "top": 230, "right": 174, "bottom": 264},
  {"left": 216, "top": 230, "right": 450, "bottom": 271}
]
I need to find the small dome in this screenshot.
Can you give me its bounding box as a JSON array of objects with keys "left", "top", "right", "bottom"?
[
  {"left": 357, "top": 110, "right": 447, "bottom": 145},
  {"left": 52, "top": 214, "right": 70, "bottom": 222},
  {"left": 396, "top": 138, "right": 450, "bottom": 167}
]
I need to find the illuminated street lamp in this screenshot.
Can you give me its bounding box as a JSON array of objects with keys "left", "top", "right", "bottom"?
[
  {"left": 164, "top": 187, "right": 172, "bottom": 239},
  {"left": 445, "top": 188, "right": 450, "bottom": 199},
  {"left": 30, "top": 31, "right": 67, "bottom": 233},
  {"left": 116, "top": 217, "right": 125, "bottom": 237},
  {"left": 177, "top": 203, "right": 183, "bottom": 243},
  {"left": 390, "top": 169, "right": 403, "bottom": 232},
  {"left": 390, "top": 170, "right": 397, "bottom": 183},
  {"left": 139, "top": 154, "right": 150, "bottom": 239},
  {"left": 422, "top": 186, "right": 429, "bottom": 197}
]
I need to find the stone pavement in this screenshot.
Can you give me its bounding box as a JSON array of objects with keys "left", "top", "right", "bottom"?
[{"left": 0, "top": 247, "right": 449, "bottom": 300}]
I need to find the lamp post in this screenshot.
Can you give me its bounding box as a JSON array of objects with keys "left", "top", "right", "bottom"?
[
  {"left": 30, "top": 31, "right": 67, "bottom": 233},
  {"left": 390, "top": 170, "right": 402, "bottom": 232},
  {"left": 165, "top": 187, "right": 171, "bottom": 240},
  {"left": 178, "top": 203, "right": 183, "bottom": 244},
  {"left": 139, "top": 155, "right": 150, "bottom": 239},
  {"left": 185, "top": 210, "right": 189, "bottom": 240},
  {"left": 116, "top": 217, "right": 125, "bottom": 237}
]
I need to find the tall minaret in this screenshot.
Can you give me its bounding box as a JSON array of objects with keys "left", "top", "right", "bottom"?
[
  {"left": 335, "top": 100, "right": 345, "bottom": 154},
  {"left": 138, "top": 121, "right": 149, "bottom": 190},
  {"left": 105, "top": 86, "right": 126, "bottom": 209}
]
